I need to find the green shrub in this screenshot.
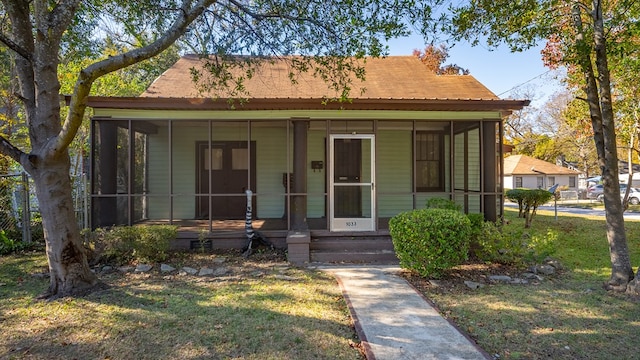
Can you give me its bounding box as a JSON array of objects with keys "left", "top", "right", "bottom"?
[
  {"left": 425, "top": 197, "right": 462, "bottom": 211},
  {"left": 133, "top": 225, "right": 177, "bottom": 263},
  {"left": 389, "top": 208, "right": 471, "bottom": 278},
  {"left": 474, "top": 222, "right": 557, "bottom": 265},
  {"left": 0, "top": 230, "right": 15, "bottom": 255},
  {"left": 84, "top": 225, "right": 177, "bottom": 265},
  {"left": 0, "top": 229, "right": 39, "bottom": 255}
]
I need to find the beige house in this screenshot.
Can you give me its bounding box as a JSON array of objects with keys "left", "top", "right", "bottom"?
[
  {"left": 86, "top": 55, "right": 528, "bottom": 262},
  {"left": 504, "top": 154, "right": 580, "bottom": 190}
]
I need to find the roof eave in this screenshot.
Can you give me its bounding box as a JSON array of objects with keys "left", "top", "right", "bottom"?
[{"left": 78, "top": 96, "right": 530, "bottom": 112}]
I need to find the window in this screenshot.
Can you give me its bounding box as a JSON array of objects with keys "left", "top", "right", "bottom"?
[
  {"left": 549, "top": 176, "right": 555, "bottom": 186},
  {"left": 569, "top": 176, "right": 576, "bottom": 188},
  {"left": 416, "top": 132, "right": 444, "bottom": 191},
  {"left": 515, "top": 176, "right": 523, "bottom": 188},
  {"left": 537, "top": 176, "right": 544, "bottom": 188}
]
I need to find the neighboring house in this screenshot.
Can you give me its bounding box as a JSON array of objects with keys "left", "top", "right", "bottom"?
[
  {"left": 86, "top": 55, "right": 528, "bottom": 262},
  {"left": 504, "top": 154, "right": 580, "bottom": 190}
]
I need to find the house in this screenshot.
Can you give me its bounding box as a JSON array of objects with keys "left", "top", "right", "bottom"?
[
  {"left": 86, "top": 55, "right": 528, "bottom": 263},
  {"left": 504, "top": 154, "right": 580, "bottom": 190}
]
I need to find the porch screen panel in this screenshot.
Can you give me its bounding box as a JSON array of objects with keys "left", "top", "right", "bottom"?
[
  {"left": 132, "top": 131, "right": 148, "bottom": 222},
  {"left": 307, "top": 124, "right": 327, "bottom": 221},
  {"left": 376, "top": 128, "right": 412, "bottom": 217},
  {"left": 454, "top": 132, "right": 465, "bottom": 190},
  {"left": 467, "top": 128, "right": 481, "bottom": 192},
  {"left": 174, "top": 123, "right": 205, "bottom": 220},
  {"left": 146, "top": 124, "right": 171, "bottom": 219},
  {"left": 252, "top": 122, "right": 288, "bottom": 221}
]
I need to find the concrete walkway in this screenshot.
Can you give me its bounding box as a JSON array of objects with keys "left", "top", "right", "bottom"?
[{"left": 317, "top": 265, "right": 490, "bottom": 360}]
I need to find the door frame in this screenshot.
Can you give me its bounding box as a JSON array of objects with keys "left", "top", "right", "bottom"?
[{"left": 329, "top": 134, "right": 376, "bottom": 231}]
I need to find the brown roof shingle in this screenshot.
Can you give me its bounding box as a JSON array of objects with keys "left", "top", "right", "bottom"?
[
  {"left": 504, "top": 155, "right": 581, "bottom": 176},
  {"left": 142, "top": 55, "right": 500, "bottom": 100}
]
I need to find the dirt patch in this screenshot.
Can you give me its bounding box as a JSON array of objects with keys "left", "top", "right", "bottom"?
[{"left": 401, "top": 261, "right": 529, "bottom": 295}]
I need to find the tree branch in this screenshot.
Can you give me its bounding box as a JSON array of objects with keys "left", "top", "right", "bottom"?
[
  {"left": 48, "top": 0, "right": 82, "bottom": 39},
  {"left": 0, "top": 31, "right": 32, "bottom": 62},
  {"left": 0, "top": 135, "right": 26, "bottom": 165},
  {"left": 50, "top": 0, "right": 216, "bottom": 157}
]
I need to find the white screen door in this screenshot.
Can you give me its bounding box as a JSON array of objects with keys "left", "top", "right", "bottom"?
[{"left": 329, "top": 134, "right": 375, "bottom": 231}]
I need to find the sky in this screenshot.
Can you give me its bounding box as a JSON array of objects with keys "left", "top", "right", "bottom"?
[{"left": 386, "top": 35, "right": 565, "bottom": 107}]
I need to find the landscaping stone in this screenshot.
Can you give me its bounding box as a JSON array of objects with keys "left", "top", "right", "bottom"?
[
  {"left": 135, "top": 264, "right": 153, "bottom": 273},
  {"left": 181, "top": 267, "right": 198, "bottom": 275},
  {"left": 213, "top": 267, "right": 230, "bottom": 276},
  {"left": 160, "top": 264, "right": 176, "bottom": 273},
  {"left": 118, "top": 266, "right": 134, "bottom": 273},
  {"left": 509, "top": 278, "right": 528, "bottom": 285},
  {"left": 101, "top": 266, "right": 114, "bottom": 273},
  {"left": 521, "top": 272, "right": 544, "bottom": 281},
  {"left": 546, "top": 259, "right": 564, "bottom": 270},
  {"left": 464, "top": 281, "right": 485, "bottom": 289},
  {"left": 535, "top": 265, "right": 556, "bottom": 275},
  {"left": 212, "top": 257, "right": 227, "bottom": 264},
  {"left": 198, "top": 267, "right": 214, "bottom": 276},
  {"left": 489, "top": 275, "right": 512, "bottom": 282}
]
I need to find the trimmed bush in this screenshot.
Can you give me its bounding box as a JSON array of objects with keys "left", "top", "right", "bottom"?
[
  {"left": 389, "top": 208, "right": 471, "bottom": 278},
  {"left": 473, "top": 222, "right": 558, "bottom": 265},
  {"left": 84, "top": 225, "right": 177, "bottom": 265}
]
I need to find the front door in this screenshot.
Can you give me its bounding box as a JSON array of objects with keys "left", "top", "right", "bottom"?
[
  {"left": 329, "top": 134, "right": 375, "bottom": 231},
  {"left": 196, "top": 141, "right": 256, "bottom": 219}
]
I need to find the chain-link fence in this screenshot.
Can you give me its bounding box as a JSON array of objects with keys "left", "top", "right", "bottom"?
[
  {"left": 0, "top": 173, "right": 32, "bottom": 243},
  {"left": 0, "top": 172, "right": 89, "bottom": 244}
]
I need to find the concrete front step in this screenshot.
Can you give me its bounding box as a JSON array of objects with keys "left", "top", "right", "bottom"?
[
  {"left": 310, "top": 250, "right": 399, "bottom": 264},
  {"left": 310, "top": 238, "right": 395, "bottom": 251}
]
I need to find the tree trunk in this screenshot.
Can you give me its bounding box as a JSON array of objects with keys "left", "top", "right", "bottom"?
[
  {"left": 30, "top": 153, "right": 99, "bottom": 299},
  {"left": 591, "top": 3, "right": 634, "bottom": 289},
  {"left": 572, "top": 2, "right": 634, "bottom": 290}
]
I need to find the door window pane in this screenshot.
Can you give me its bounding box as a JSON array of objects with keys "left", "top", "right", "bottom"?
[
  {"left": 204, "top": 148, "right": 223, "bottom": 170},
  {"left": 232, "top": 148, "right": 248, "bottom": 170}
]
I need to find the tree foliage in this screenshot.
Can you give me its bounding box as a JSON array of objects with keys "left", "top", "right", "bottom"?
[{"left": 413, "top": 44, "right": 469, "bottom": 75}]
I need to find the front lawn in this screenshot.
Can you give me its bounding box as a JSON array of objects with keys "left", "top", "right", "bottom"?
[{"left": 0, "top": 251, "right": 363, "bottom": 360}]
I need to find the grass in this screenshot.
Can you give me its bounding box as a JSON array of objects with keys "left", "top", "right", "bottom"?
[
  {"left": 0, "top": 251, "right": 363, "bottom": 360},
  {"left": 407, "top": 208, "right": 640, "bottom": 360},
  {"left": 3, "top": 209, "right": 640, "bottom": 360}
]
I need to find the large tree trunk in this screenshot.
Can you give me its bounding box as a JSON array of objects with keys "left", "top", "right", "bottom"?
[
  {"left": 31, "top": 152, "right": 99, "bottom": 299},
  {"left": 571, "top": 3, "right": 634, "bottom": 291},
  {"left": 591, "top": 3, "right": 634, "bottom": 290}
]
